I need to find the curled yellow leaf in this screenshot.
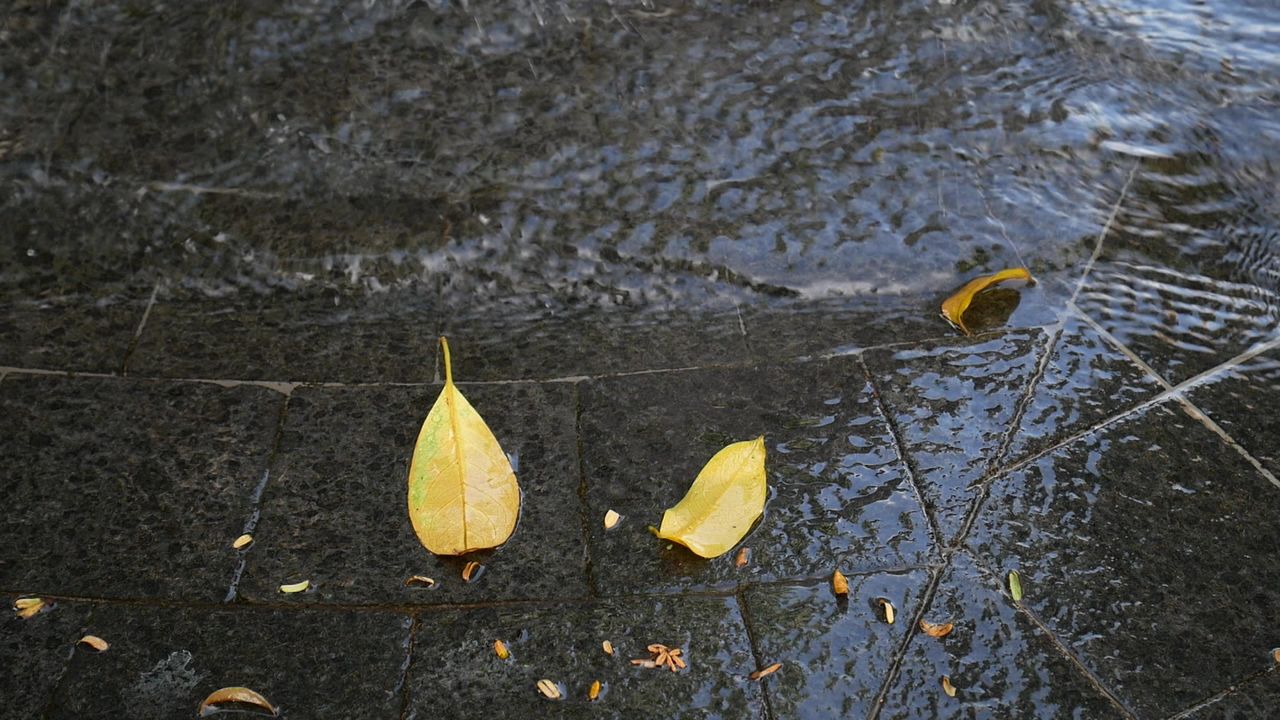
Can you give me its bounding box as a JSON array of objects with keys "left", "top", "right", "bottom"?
[
  {"left": 279, "top": 580, "right": 310, "bottom": 594},
  {"left": 655, "top": 437, "right": 767, "bottom": 558},
  {"left": 940, "top": 268, "right": 1034, "bottom": 335},
  {"left": 408, "top": 337, "right": 520, "bottom": 555},
  {"left": 198, "top": 687, "right": 278, "bottom": 717},
  {"left": 831, "top": 569, "right": 849, "bottom": 597},
  {"left": 78, "top": 635, "right": 109, "bottom": 652}
]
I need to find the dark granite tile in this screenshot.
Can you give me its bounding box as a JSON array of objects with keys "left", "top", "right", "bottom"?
[
  {"left": 129, "top": 288, "right": 441, "bottom": 382},
  {"left": 0, "top": 376, "right": 282, "bottom": 601},
  {"left": 238, "top": 382, "right": 587, "bottom": 604},
  {"left": 1185, "top": 669, "right": 1280, "bottom": 720},
  {"left": 863, "top": 329, "right": 1045, "bottom": 543},
  {"left": 406, "top": 596, "right": 762, "bottom": 719},
  {"left": 0, "top": 297, "right": 145, "bottom": 373},
  {"left": 966, "top": 400, "right": 1280, "bottom": 717},
  {"left": 880, "top": 554, "right": 1123, "bottom": 719},
  {"left": 580, "top": 359, "right": 933, "bottom": 596},
  {"left": 1185, "top": 348, "right": 1280, "bottom": 479},
  {"left": 742, "top": 569, "right": 929, "bottom": 719},
  {"left": 1004, "top": 314, "right": 1164, "bottom": 463},
  {"left": 0, "top": 596, "right": 90, "bottom": 720},
  {"left": 48, "top": 605, "right": 410, "bottom": 720}
]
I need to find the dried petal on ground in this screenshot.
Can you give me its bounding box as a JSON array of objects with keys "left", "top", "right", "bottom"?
[
  {"left": 877, "top": 598, "right": 896, "bottom": 624},
  {"left": 630, "top": 659, "right": 657, "bottom": 668},
  {"left": 1008, "top": 570, "right": 1024, "bottom": 602},
  {"left": 198, "top": 687, "right": 278, "bottom": 717},
  {"left": 919, "top": 620, "right": 954, "bottom": 638},
  {"left": 14, "top": 597, "right": 46, "bottom": 619},
  {"left": 536, "top": 679, "right": 563, "bottom": 700},
  {"left": 604, "top": 509, "right": 622, "bottom": 529},
  {"left": 942, "top": 676, "right": 958, "bottom": 697},
  {"left": 940, "top": 267, "right": 1035, "bottom": 335},
  {"left": 408, "top": 337, "right": 520, "bottom": 555},
  {"left": 232, "top": 534, "right": 253, "bottom": 549},
  {"left": 749, "top": 662, "right": 783, "bottom": 681},
  {"left": 588, "top": 680, "right": 602, "bottom": 701},
  {"left": 832, "top": 569, "right": 849, "bottom": 596},
  {"left": 78, "top": 635, "right": 109, "bottom": 652},
  {"left": 404, "top": 575, "right": 437, "bottom": 588},
  {"left": 462, "top": 561, "right": 481, "bottom": 582},
  {"left": 602, "top": 640, "right": 614, "bottom": 655},
  {"left": 279, "top": 580, "right": 310, "bottom": 593},
  {"left": 1272, "top": 647, "right": 1280, "bottom": 664},
  {"left": 494, "top": 639, "right": 509, "bottom": 660},
  {"left": 655, "top": 437, "right": 768, "bottom": 558},
  {"left": 735, "top": 547, "right": 751, "bottom": 568}
]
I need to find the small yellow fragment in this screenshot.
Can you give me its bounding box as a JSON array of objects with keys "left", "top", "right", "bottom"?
[
  {"left": 940, "top": 267, "right": 1035, "bottom": 335},
  {"left": 78, "top": 635, "right": 109, "bottom": 652},
  {"left": 232, "top": 534, "right": 253, "bottom": 550},
  {"left": 942, "top": 675, "right": 958, "bottom": 697},
  {"left": 14, "top": 597, "right": 46, "bottom": 619},
  {"left": 404, "top": 575, "right": 436, "bottom": 588},
  {"left": 920, "top": 620, "right": 954, "bottom": 638},
  {"left": 462, "top": 561, "right": 481, "bottom": 582},
  {"left": 735, "top": 547, "right": 751, "bottom": 568},
  {"left": 749, "top": 662, "right": 783, "bottom": 681},
  {"left": 494, "top": 639, "right": 509, "bottom": 660},
  {"left": 588, "top": 680, "right": 602, "bottom": 701},
  {"left": 602, "top": 640, "right": 614, "bottom": 656},
  {"left": 536, "top": 679, "right": 562, "bottom": 700},
  {"left": 832, "top": 569, "right": 849, "bottom": 597},
  {"left": 198, "top": 687, "right": 278, "bottom": 717},
  {"left": 878, "top": 598, "right": 896, "bottom": 624},
  {"left": 604, "top": 509, "right": 622, "bottom": 529},
  {"left": 279, "top": 580, "right": 310, "bottom": 594}
]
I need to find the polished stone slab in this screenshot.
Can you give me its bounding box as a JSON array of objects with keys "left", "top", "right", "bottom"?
[
  {"left": 1184, "top": 348, "right": 1280, "bottom": 479},
  {"left": 0, "top": 595, "right": 90, "bottom": 720}
]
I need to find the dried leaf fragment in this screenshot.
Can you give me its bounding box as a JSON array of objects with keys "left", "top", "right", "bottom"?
[
  {"left": 604, "top": 509, "right": 622, "bottom": 529},
  {"left": 408, "top": 337, "right": 521, "bottom": 555},
  {"left": 832, "top": 569, "right": 849, "bottom": 597},
  {"left": 462, "top": 561, "right": 481, "bottom": 582},
  {"left": 78, "top": 635, "right": 109, "bottom": 652},
  {"left": 749, "top": 662, "right": 783, "bottom": 681},
  {"left": 1271, "top": 647, "right": 1280, "bottom": 664},
  {"left": 14, "top": 597, "right": 46, "bottom": 619},
  {"left": 919, "top": 620, "right": 954, "bottom": 638},
  {"left": 736, "top": 547, "right": 751, "bottom": 568},
  {"left": 404, "top": 575, "right": 436, "bottom": 588},
  {"left": 536, "top": 679, "right": 563, "bottom": 700},
  {"left": 588, "top": 680, "right": 602, "bottom": 701},
  {"left": 941, "top": 675, "right": 957, "bottom": 697},
  {"left": 198, "top": 687, "right": 278, "bottom": 717},
  {"left": 655, "top": 437, "right": 767, "bottom": 558},
  {"left": 279, "top": 580, "right": 310, "bottom": 593},
  {"left": 602, "top": 640, "right": 614, "bottom": 656},
  {"left": 232, "top": 534, "right": 253, "bottom": 550},
  {"left": 630, "top": 659, "right": 657, "bottom": 668},
  {"left": 494, "top": 639, "right": 509, "bottom": 660},
  {"left": 940, "top": 267, "right": 1035, "bottom": 335},
  {"left": 1008, "top": 570, "right": 1023, "bottom": 602},
  {"left": 877, "top": 598, "right": 896, "bottom": 624}
]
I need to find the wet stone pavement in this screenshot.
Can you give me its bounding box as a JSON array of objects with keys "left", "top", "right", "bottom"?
[{"left": 3, "top": 1, "right": 1280, "bottom": 719}]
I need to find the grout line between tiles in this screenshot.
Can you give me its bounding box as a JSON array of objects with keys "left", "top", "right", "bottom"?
[
  {"left": 1164, "top": 667, "right": 1278, "bottom": 720},
  {"left": 572, "top": 383, "right": 600, "bottom": 598},
  {"left": 733, "top": 589, "right": 776, "bottom": 720},
  {"left": 1069, "top": 161, "right": 1139, "bottom": 306},
  {"left": 396, "top": 616, "right": 422, "bottom": 720},
  {"left": 36, "top": 604, "right": 95, "bottom": 720},
  {"left": 867, "top": 565, "right": 944, "bottom": 720},
  {"left": 224, "top": 395, "right": 292, "bottom": 602},
  {"left": 119, "top": 279, "right": 161, "bottom": 375}
]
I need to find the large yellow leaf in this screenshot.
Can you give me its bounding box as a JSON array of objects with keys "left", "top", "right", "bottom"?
[
  {"left": 655, "top": 437, "right": 766, "bottom": 558},
  {"left": 940, "top": 267, "right": 1035, "bottom": 335},
  {"left": 407, "top": 337, "right": 520, "bottom": 555}
]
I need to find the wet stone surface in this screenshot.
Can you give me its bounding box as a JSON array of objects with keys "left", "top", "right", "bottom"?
[
  {"left": 238, "top": 382, "right": 588, "bottom": 605},
  {"left": 863, "top": 329, "right": 1044, "bottom": 544},
  {"left": 0, "top": 298, "right": 145, "bottom": 373},
  {"left": 967, "top": 400, "right": 1280, "bottom": 718},
  {"left": 47, "top": 604, "right": 411, "bottom": 720},
  {"left": 1184, "top": 348, "right": 1280, "bottom": 479},
  {"left": 1185, "top": 669, "right": 1280, "bottom": 720},
  {"left": 0, "top": 376, "right": 282, "bottom": 601},
  {"left": 0, "top": 597, "right": 90, "bottom": 720},
  {"left": 579, "top": 358, "right": 934, "bottom": 595},
  {"left": 406, "top": 595, "right": 762, "bottom": 720},
  {"left": 742, "top": 570, "right": 928, "bottom": 719},
  {"left": 879, "top": 553, "right": 1123, "bottom": 720}
]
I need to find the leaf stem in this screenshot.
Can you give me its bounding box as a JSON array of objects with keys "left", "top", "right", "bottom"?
[{"left": 440, "top": 336, "right": 454, "bottom": 385}]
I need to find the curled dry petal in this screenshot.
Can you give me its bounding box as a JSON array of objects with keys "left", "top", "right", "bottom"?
[
  {"left": 669, "top": 653, "right": 686, "bottom": 669},
  {"left": 941, "top": 676, "right": 958, "bottom": 697},
  {"left": 232, "top": 534, "right": 253, "bottom": 550},
  {"left": 878, "top": 599, "right": 896, "bottom": 624},
  {"left": 749, "top": 662, "right": 783, "bottom": 681},
  {"left": 462, "top": 561, "right": 481, "bottom": 582},
  {"left": 494, "top": 639, "right": 509, "bottom": 660},
  {"left": 198, "top": 687, "right": 278, "bottom": 717},
  {"left": 940, "top": 268, "right": 1035, "bottom": 335},
  {"left": 831, "top": 569, "right": 849, "bottom": 597},
  {"left": 602, "top": 640, "right": 614, "bottom": 655},
  {"left": 279, "top": 580, "right": 310, "bottom": 594},
  {"left": 404, "top": 575, "right": 436, "bottom": 588},
  {"left": 588, "top": 680, "right": 602, "bottom": 701},
  {"left": 919, "top": 620, "right": 954, "bottom": 638},
  {"left": 735, "top": 547, "right": 751, "bottom": 568},
  {"left": 14, "top": 597, "right": 46, "bottom": 619},
  {"left": 78, "top": 635, "right": 110, "bottom": 652},
  {"left": 536, "top": 679, "right": 563, "bottom": 700},
  {"left": 1272, "top": 647, "right": 1280, "bottom": 664},
  {"left": 603, "top": 510, "right": 622, "bottom": 529},
  {"left": 630, "top": 659, "right": 657, "bottom": 668}
]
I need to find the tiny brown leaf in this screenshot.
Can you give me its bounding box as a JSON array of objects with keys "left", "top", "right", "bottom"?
[
  {"left": 919, "top": 619, "right": 953, "bottom": 638},
  {"left": 735, "top": 547, "right": 751, "bottom": 568}
]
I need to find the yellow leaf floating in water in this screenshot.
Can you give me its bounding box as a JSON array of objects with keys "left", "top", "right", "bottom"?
[
  {"left": 940, "top": 268, "right": 1035, "bottom": 335},
  {"left": 655, "top": 437, "right": 767, "bottom": 559},
  {"left": 408, "top": 337, "right": 520, "bottom": 555},
  {"left": 198, "top": 687, "right": 278, "bottom": 717}
]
